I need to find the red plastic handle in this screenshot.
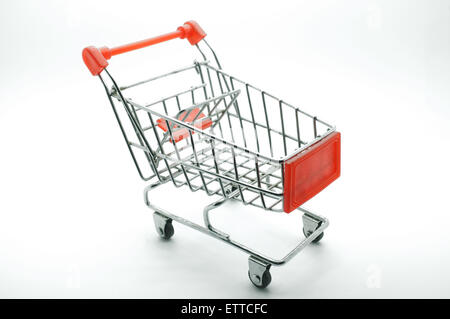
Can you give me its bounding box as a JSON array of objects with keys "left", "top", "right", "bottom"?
[{"left": 82, "top": 21, "right": 206, "bottom": 76}]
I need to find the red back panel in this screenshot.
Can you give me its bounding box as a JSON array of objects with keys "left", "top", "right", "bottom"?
[
  {"left": 156, "top": 107, "right": 213, "bottom": 143},
  {"left": 283, "top": 132, "right": 341, "bottom": 213}
]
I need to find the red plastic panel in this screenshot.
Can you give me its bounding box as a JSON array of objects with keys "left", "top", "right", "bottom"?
[
  {"left": 156, "top": 108, "right": 212, "bottom": 143},
  {"left": 283, "top": 132, "right": 341, "bottom": 213}
]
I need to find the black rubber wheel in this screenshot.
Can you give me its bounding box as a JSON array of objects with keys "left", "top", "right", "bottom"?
[
  {"left": 159, "top": 221, "right": 174, "bottom": 239},
  {"left": 248, "top": 270, "right": 272, "bottom": 289},
  {"left": 303, "top": 228, "right": 324, "bottom": 243}
]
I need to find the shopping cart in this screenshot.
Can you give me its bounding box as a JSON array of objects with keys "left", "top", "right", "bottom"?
[{"left": 82, "top": 21, "right": 341, "bottom": 288}]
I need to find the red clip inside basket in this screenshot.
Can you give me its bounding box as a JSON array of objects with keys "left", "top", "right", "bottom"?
[
  {"left": 156, "top": 108, "right": 213, "bottom": 143},
  {"left": 283, "top": 132, "right": 341, "bottom": 213}
]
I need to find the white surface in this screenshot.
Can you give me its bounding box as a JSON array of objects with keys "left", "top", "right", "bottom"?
[{"left": 0, "top": 0, "right": 449, "bottom": 298}]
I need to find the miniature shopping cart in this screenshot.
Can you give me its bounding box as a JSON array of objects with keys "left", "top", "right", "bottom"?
[{"left": 83, "top": 21, "right": 341, "bottom": 288}]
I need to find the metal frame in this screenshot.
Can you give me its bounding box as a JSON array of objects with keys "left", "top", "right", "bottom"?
[
  {"left": 96, "top": 38, "right": 334, "bottom": 288},
  {"left": 145, "top": 179, "right": 329, "bottom": 266}
]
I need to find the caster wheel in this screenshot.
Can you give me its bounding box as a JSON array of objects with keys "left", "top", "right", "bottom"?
[
  {"left": 303, "top": 228, "right": 324, "bottom": 243},
  {"left": 248, "top": 270, "right": 271, "bottom": 289},
  {"left": 153, "top": 212, "right": 174, "bottom": 239},
  {"left": 159, "top": 221, "right": 174, "bottom": 239},
  {"left": 248, "top": 256, "right": 272, "bottom": 289}
]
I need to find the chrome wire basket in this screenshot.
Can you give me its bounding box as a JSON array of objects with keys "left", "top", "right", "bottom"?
[{"left": 83, "top": 20, "right": 341, "bottom": 288}]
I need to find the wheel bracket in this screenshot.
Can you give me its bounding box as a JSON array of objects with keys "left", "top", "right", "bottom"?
[
  {"left": 248, "top": 256, "right": 271, "bottom": 286},
  {"left": 302, "top": 212, "right": 322, "bottom": 235}
]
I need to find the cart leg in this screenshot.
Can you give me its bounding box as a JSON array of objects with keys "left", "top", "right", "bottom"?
[
  {"left": 248, "top": 256, "right": 272, "bottom": 289},
  {"left": 302, "top": 212, "right": 324, "bottom": 243},
  {"left": 203, "top": 198, "right": 230, "bottom": 239},
  {"left": 153, "top": 212, "right": 174, "bottom": 239}
]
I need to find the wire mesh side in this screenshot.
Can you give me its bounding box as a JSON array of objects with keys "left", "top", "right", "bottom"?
[{"left": 101, "top": 57, "right": 335, "bottom": 212}]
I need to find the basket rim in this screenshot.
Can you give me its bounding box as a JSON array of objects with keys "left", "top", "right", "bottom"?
[{"left": 111, "top": 61, "right": 336, "bottom": 164}]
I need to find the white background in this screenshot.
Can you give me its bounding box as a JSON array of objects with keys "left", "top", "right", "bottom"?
[{"left": 0, "top": 0, "right": 449, "bottom": 298}]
